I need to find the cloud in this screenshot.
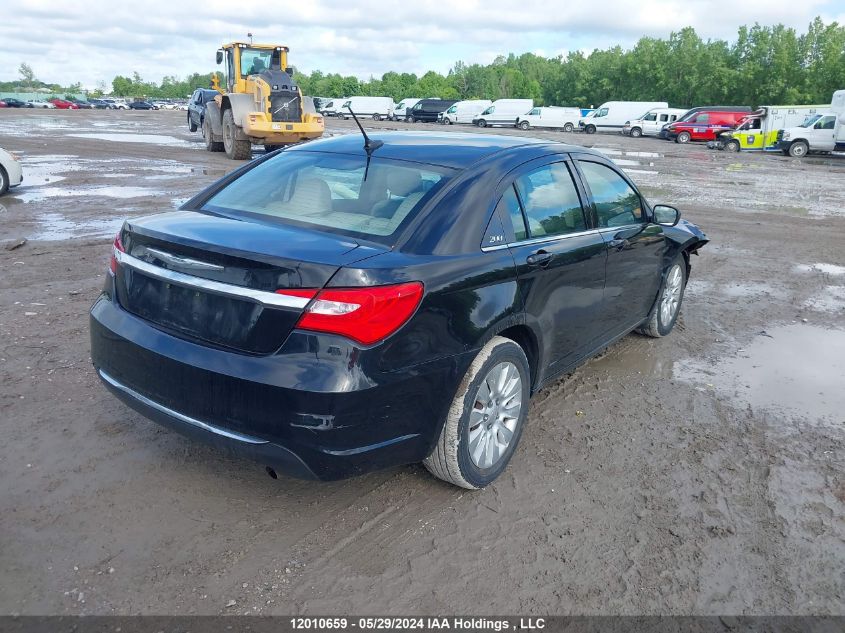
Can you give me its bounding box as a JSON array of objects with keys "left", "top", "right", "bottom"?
[{"left": 0, "top": 0, "right": 840, "bottom": 87}]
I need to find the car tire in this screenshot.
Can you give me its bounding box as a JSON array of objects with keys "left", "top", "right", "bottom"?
[
  {"left": 788, "top": 140, "right": 809, "bottom": 158},
  {"left": 222, "top": 108, "right": 252, "bottom": 160},
  {"left": 0, "top": 165, "right": 9, "bottom": 196},
  {"left": 188, "top": 115, "right": 198, "bottom": 132},
  {"left": 424, "top": 336, "right": 530, "bottom": 489},
  {"left": 409, "top": 116, "right": 417, "bottom": 123},
  {"left": 519, "top": 120, "right": 530, "bottom": 130},
  {"left": 202, "top": 115, "right": 224, "bottom": 152},
  {"left": 677, "top": 131, "right": 691, "bottom": 144},
  {"left": 630, "top": 127, "right": 642, "bottom": 138},
  {"left": 585, "top": 124, "right": 596, "bottom": 134},
  {"left": 372, "top": 113, "right": 381, "bottom": 121},
  {"left": 563, "top": 123, "right": 574, "bottom": 133},
  {"left": 638, "top": 256, "right": 687, "bottom": 338},
  {"left": 725, "top": 139, "right": 740, "bottom": 152},
  {"left": 477, "top": 119, "right": 487, "bottom": 128}
]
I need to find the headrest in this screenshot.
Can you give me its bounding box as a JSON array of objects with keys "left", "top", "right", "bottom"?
[{"left": 387, "top": 170, "right": 422, "bottom": 196}]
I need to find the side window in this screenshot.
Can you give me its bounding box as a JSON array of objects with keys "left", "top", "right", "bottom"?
[
  {"left": 514, "top": 163, "right": 586, "bottom": 238},
  {"left": 659, "top": 114, "right": 669, "bottom": 122},
  {"left": 496, "top": 186, "right": 527, "bottom": 242},
  {"left": 695, "top": 113, "right": 710, "bottom": 124},
  {"left": 578, "top": 161, "right": 644, "bottom": 228},
  {"left": 644, "top": 113, "right": 657, "bottom": 121}
]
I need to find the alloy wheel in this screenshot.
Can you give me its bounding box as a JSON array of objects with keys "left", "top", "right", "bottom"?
[
  {"left": 660, "top": 264, "right": 683, "bottom": 325},
  {"left": 468, "top": 361, "right": 523, "bottom": 469}
]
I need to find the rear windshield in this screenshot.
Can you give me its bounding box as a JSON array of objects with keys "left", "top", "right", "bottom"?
[{"left": 202, "top": 151, "right": 453, "bottom": 244}]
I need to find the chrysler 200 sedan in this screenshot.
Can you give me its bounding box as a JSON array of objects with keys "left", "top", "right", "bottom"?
[{"left": 90, "top": 131, "right": 707, "bottom": 489}]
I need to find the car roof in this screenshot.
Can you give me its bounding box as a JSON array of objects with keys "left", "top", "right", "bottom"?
[{"left": 288, "top": 131, "right": 600, "bottom": 169}]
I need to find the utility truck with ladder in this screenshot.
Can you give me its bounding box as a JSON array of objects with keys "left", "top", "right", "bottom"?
[{"left": 203, "top": 40, "right": 325, "bottom": 159}]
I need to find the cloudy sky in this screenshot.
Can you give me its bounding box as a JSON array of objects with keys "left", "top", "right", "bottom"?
[{"left": 1, "top": 0, "right": 843, "bottom": 88}]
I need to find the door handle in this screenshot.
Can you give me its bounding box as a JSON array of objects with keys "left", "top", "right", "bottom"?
[
  {"left": 607, "top": 238, "right": 627, "bottom": 250},
  {"left": 526, "top": 250, "right": 553, "bottom": 267}
]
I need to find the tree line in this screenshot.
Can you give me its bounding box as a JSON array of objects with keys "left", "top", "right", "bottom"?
[{"left": 3, "top": 18, "right": 842, "bottom": 107}]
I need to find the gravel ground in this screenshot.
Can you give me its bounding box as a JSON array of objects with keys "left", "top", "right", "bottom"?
[{"left": 0, "top": 109, "right": 843, "bottom": 615}]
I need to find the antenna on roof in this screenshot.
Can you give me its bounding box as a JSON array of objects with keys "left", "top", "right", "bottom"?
[
  {"left": 345, "top": 105, "right": 383, "bottom": 181},
  {"left": 247, "top": 32, "right": 253, "bottom": 45}
]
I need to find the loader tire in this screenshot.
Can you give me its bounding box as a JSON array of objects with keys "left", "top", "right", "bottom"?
[
  {"left": 202, "top": 115, "right": 223, "bottom": 152},
  {"left": 222, "top": 108, "right": 252, "bottom": 160}
]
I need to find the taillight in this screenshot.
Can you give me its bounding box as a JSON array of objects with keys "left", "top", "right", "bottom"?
[
  {"left": 109, "top": 232, "right": 124, "bottom": 274},
  {"left": 276, "top": 282, "right": 424, "bottom": 346}
]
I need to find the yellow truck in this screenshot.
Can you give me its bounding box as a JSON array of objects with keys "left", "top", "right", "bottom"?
[
  {"left": 711, "top": 105, "right": 825, "bottom": 152},
  {"left": 203, "top": 41, "right": 324, "bottom": 159}
]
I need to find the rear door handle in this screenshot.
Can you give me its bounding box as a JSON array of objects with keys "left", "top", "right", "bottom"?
[{"left": 526, "top": 251, "right": 553, "bottom": 267}]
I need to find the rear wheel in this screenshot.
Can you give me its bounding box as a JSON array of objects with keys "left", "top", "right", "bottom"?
[
  {"left": 639, "top": 257, "right": 687, "bottom": 338},
  {"left": 676, "top": 131, "right": 691, "bottom": 144},
  {"left": 0, "top": 165, "right": 9, "bottom": 196},
  {"left": 409, "top": 116, "right": 417, "bottom": 123},
  {"left": 630, "top": 127, "right": 642, "bottom": 138},
  {"left": 222, "top": 108, "right": 252, "bottom": 160},
  {"left": 372, "top": 113, "right": 381, "bottom": 121},
  {"left": 563, "top": 122, "right": 574, "bottom": 133},
  {"left": 202, "top": 115, "right": 223, "bottom": 152},
  {"left": 788, "top": 140, "right": 809, "bottom": 158},
  {"left": 424, "top": 336, "right": 530, "bottom": 489},
  {"left": 519, "top": 120, "right": 530, "bottom": 130}
]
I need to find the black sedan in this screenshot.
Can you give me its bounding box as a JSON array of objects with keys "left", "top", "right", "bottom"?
[
  {"left": 187, "top": 88, "right": 219, "bottom": 132},
  {"left": 128, "top": 101, "right": 157, "bottom": 110},
  {"left": 2, "top": 97, "right": 31, "bottom": 108},
  {"left": 90, "top": 132, "right": 707, "bottom": 488}
]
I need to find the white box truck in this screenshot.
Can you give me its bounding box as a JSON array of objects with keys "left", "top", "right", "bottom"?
[
  {"left": 473, "top": 99, "right": 534, "bottom": 127},
  {"left": 337, "top": 96, "right": 394, "bottom": 121},
  {"left": 776, "top": 90, "right": 845, "bottom": 157},
  {"left": 440, "top": 100, "right": 492, "bottom": 124},
  {"left": 515, "top": 106, "right": 582, "bottom": 132},
  {"left": 623, "top": 107, "right": 688, "bottom": 137},
  {"left": 392, "top": 98, "right": 425, "bottom": 121},
  {"left": 579, "top": 101, "right": 668, "bottom": 134},
  {"left": 710, "top": 104, "right": 826, "bottom": 152}
]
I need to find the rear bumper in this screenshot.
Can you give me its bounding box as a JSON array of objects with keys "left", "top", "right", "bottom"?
[{"left": 90, "top": 294, "right": 471, "bottom": 481}]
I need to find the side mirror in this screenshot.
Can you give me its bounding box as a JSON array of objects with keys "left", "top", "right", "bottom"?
[
  {"left": 653, "top": 204, "right": 680, "bottom": 226},
  {"left": 285, "top": 67, "right": 294, "bottom": 76},
  {"left": 216, "top": 50, "right": 223, "bottom": 65}
]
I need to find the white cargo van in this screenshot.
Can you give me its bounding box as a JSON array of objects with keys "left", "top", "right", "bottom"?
[
  {"left": 337, "top": 96, "right": 394, "bottom": 121},
  {"left": 440, "top": 100, "right": 492, "bottom": 124},
  {"left": 392, "top": 98, "right": 425, "bottom": 121},
  {"left": 623, "top": 107, "right": 688, "bottom": 137},
  {"left": 776, "top": 90, "right": 845, "bottom": 157},
  {"left": 473, "top": 99, "right": 534, "bottom": 127},
  {"left": 320, "top": 100, "right": 341, "bottom": 117},
  {"left": 579, "top": 101, "right": 668, "bottom": 134},
  {"left": 515, "top": 106, "right": 581, "bottom": 131}
]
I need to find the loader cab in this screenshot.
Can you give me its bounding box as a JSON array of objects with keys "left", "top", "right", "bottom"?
[{"left": 216, "top": 42, "right": 292, "bottom": 93}]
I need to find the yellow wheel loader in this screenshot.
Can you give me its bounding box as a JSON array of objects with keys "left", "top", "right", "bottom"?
[{"left": 203, "top": 41, "right": 325, "bottom": 160}]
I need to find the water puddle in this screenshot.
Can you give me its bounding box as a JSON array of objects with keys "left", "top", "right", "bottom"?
[
  {"left": 67, "top": 133, "right": 197, "bottom": 147},
  {"left": 794, "top": 263, "right": 845, "bottom": 276},
  {"left": 30, "top": 212, "right": 125, "bottom": 241},
  {"left": 15, "top": 185, "right": 162, "bottom": 203},
  {"left": 675, "top": 324, "right": 845, "bottom": 424},
  {"left": 802, "top": 286, "right": 845, "bottom": 313}
]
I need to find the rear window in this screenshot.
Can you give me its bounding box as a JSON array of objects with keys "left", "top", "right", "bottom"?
[{"left": 202, "top": 152, "right": 452, "bottom": 244}]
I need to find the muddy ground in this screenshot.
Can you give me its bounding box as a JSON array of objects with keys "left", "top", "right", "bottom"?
[{"left": 0, "top": 109, "right": 843, "bottom": 616}]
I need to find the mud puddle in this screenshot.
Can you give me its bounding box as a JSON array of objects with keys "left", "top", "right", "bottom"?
[
  {"left": 15, "top": 185, "right": 163, "bottom": 204},
  {"left": 675, "top": 324, "right": 845, "bottom": 424},
  {"left": 30, "top": 212, "right": 125, "bottom": 240},
  {"left": 67, "top": 133, "right": 198, "bottom": 147}
]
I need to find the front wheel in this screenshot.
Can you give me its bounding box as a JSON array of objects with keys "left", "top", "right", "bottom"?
[
  {"left": 725, "top": 139, "right": 740, "bottom": 152},
  {"left": 424, "top": 336, "right": 530, "bottom": 489},
  {"left": 676, "top": 131, "right": 691, "bottom": 143},
  {"left": 409, "top": 116, "right": 417, "bottom": 123},
  {"left": 222, "top": 108, "right": 251, "bottom": 160},
  {"left": 584, "top": 124, "right": 596, "bottom": 134},
  {"left": 639, "top": 257, "right": 687, "bottom": 338},
  {"left": 188, "top": 114, "right": 197, "bottom": 132},
  {"left": 477, "top": 119, "right": 487, "bottom": 128},
  {"left": 630, "top": 127, "right": 642, "bottom": 138},
  {"left": 0, "top": 165, "right": 9, "bottom": 196},
  {"left": 788, "top": 140, "right": 809, "bottom": 158}
]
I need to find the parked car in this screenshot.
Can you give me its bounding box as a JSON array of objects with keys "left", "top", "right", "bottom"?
[
  {"left": 392, "top": 98, "right": 425, "bottom": 121},
  {"left": 515, "top": 106, "right": 582, "bottom": 132},
  {"left": 473, "top": 99, "right": 534, "bottom": 127},
  {"left": 87, "top": 98, "right": 112, "bottom": 109},
  {"left": 49, "top": 98, "right": 79, "bottom": 109},
  {"left": 102, "top": 98, "right": 130, "bottom": 110},
  {"left": 657, "top": 106, "right": 751, "bottom": 139},
  {"left": 25, "top": 100, "right": 55, "bottom": 108},
  {"left": 69, "top": 99, "right": 94, "bottom": 109},
  {"left": 579, "top": 101, "right": 668, "bottom": 134},
  {"left": 0, "top": 147, "right": 23, "bottom": 196},
  {"left": 90, "top": 131, "right": 707, "bottom": 488},
  {"left": 408, "top": 98, "right": 457, "bottom": 123},
  {"left": 623, "top": 107, "right": 688, "bottom": 137},
  {"left": 776, "top": 90, "right": 845, "bottom": 157},
  {"left": 128, "top": 101, "right": 158, "bottom": 110},
  {"left": 2, "top": 97, "right": 30, "bottom": 108},
  {"left": 440, "top": 100, "right": 492, "bottom": 125},
  {"left": 187, "top": 89, "right": 219, "bottom": 132},
  {"left": 664, "top": 108, "right": 750, "bottom": 143},
  {"left": 336, "top": 96, "right": 394, "bottom": 121},
  {"left": 0, "top": 100, "right": 6, "bottom": 108}
]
